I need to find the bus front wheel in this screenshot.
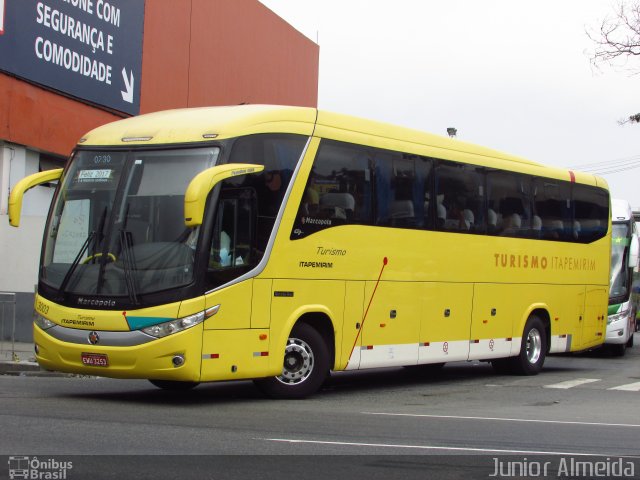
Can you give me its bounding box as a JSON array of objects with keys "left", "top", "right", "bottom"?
[
  {"left": 511, "top": 315, "right": 547, "bottom": 375},
  {"left": 254, "top": 323, "right": 330, "bottom": 399}
]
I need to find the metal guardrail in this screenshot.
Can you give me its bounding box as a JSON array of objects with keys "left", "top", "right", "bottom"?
[{"left": 0, "top": 292, "right": 17, "bottom": 360}]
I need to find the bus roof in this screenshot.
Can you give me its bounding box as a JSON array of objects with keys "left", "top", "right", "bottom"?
[
  {"left": 79, "top": 105, "right": 318, "bottom": 146},
  {"left": 78, "top": 104, "right": 607, "bottom": 188}
]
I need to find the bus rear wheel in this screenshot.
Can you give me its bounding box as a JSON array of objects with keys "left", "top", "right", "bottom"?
[
  {"left": 510, "top": 315, "right": 547, "bottom": 375},
  {"left": 254, "top": 323, "right": 329, "bottom": 399}
]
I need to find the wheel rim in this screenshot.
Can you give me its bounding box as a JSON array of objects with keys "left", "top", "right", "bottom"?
[
  {"left": 526, "top": 328, "right": 542, "bottom": 364},
  {"left": 276, "top": 337, "right": 314, "bottom": 385}
]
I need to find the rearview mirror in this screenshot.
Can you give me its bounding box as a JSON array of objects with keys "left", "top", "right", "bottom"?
[
  {"left": 184, "top": 163, "right": 264, "bottom": 227},
  {"left": 9, "top": 168, "right": 63, "bottom": 227}
]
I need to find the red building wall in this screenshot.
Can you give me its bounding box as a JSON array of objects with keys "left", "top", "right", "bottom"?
[{"left": 0, "top": 0, "right": 318, "bottom": 157}]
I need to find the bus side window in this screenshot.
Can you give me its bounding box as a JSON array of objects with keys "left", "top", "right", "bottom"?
[
  {"left": 292, "top": 140, "right": 373, "bottom": 239},
  {"left": 375, "top": 152, "right": 425, "bottom": 229},
  {"left": 435, "top": 161, "right": 484, "bottom": 233},
  {"left": 486, "top": 171, "right": 532, "bottom": 238},
  {"left": 573, "top": 184, "right": 609, "bottom": 243},
  {"left": 533, "top": 178, "right": 572, "bottom": 241}
]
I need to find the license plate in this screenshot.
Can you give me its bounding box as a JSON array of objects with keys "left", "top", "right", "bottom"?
[{"left": 81, "top": 352, "right": 109, "bottom": 367}]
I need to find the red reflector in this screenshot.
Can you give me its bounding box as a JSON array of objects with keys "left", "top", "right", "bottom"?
[
  {"left": 473, "top": 339, "right": 480, "bottom": 344},
  {"left": 421, "top": 342, "right": 430, "bottom": 347},
  {"left": 506, "top": 338, "right": 512, "bottom": 342}
]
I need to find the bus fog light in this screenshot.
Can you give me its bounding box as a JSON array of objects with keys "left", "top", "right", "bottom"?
[{"left": 172, "top": 355, "right": 185, "bottom": 367}]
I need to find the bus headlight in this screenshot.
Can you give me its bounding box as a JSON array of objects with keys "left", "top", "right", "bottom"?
[
  {"left": 34, "top": 314, "right": 55, "bottom": 330},
  {"left": 608, "top": 309, "right": 629, "bottom": 325},
  {"left": 142, "top": 311, "right": 205, "bottom": 338}
]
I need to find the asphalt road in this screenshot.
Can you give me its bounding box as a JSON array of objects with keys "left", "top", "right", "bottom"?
[{"left": 1, "top": 338, "right": 639, "bottom": 479}]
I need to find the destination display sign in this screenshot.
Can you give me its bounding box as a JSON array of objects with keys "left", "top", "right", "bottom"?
[{"left": 0, "top": 0, "right": 145, "bottom": 115}]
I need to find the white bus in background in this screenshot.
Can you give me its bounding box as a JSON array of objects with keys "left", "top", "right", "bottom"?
[{"left": 607, "top": 199, "right": 639, "bottom": 355}]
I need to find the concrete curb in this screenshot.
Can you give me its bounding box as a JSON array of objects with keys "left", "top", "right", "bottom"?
[
  {"left": 0, "top": 360, "right": 43, "bottom": 374},
  {"left": 0, "top": 360, "right": 79, "bottom": 377}
]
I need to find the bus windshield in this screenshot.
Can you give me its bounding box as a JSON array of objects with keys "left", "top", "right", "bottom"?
[
  {"left": 41, "top": 147, "right": 220, "bottom": 300},
  {"left": 610, "top": 222, "right": 630, "bottom": 299}
]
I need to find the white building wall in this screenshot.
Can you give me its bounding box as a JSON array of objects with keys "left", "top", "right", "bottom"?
[
  {"left": 1, "top": 142, "right": 59, "bottom": 342},
  {"left": 0, "top": 142, "right": 56, "bottom": 293}
]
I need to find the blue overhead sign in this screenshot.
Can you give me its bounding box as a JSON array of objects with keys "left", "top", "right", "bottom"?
[{"left": 0, "top": 0, "right": 145, "bottom": 115}]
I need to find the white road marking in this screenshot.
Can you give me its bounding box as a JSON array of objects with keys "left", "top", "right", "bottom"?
[
  {"left": 360, "top": 412, "right": 640, "bottom": 428},
  {"left": 543, "top": 378, "right": 600, "bottom": 389},
  {"left": 608, "top": 382, "right": 640, "bottom": 392},
  {"left": 261, "top": 438, "right": 638, "bottom": 457}
]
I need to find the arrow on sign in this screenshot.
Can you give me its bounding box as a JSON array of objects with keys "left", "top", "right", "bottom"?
[{"left": 121, "top": 68, "right": 134, "bottom": 103}]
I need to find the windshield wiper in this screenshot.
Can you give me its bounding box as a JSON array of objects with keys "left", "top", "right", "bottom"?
[
  {"left": 56, "top": 231, "right": 95, "bottom": 300},
  {"left": 57, "top": 206, "right": 107, "bottom": 299},
  {"left": 119, "top": 229, "right": 139, "bottom": 305}
]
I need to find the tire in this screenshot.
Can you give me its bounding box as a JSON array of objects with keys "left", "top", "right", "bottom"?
[
  {"left": 491, "top": 358, "right": 513, "bottom": 374},
  {"left": 149, "top": 379, "right": 200, "bottom": 391},
  {"left": 610, "top": 343, "right": 626, "bottom": 357},
  {"left": 627, "top": 332, "right": 634, "bottom": 348},
  {"left": 254, "top": 323, "right": 330, "bottom": 399},
  {"left": 510, "top": 315, "right": 547, "bottom": 375}
]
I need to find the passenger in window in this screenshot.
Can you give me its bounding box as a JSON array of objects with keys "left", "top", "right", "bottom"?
[{"left": 446, "top": 197, "right": 469, "bottom": 231}]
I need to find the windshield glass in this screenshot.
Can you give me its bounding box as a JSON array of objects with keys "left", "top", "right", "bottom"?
[
  {"left": 610, "top": 222, "right": 630, "bottom": 299},
  {"left": 41, "top": 147, "right": 219, "bottom": 299}
]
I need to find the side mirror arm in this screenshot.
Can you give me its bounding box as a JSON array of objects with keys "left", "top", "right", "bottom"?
[
  {"left": 9, "top": 168, "right": 63, "bottom": 227},
  {"left": 184, "top": 164, "right": 264, "bottom": 227}
]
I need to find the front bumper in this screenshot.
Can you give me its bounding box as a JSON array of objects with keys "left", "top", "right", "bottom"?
[{"left": 34, "top": 323, "right": 203, "bottom": 381}]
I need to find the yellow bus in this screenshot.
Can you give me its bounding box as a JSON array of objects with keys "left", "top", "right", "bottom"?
[{"left": 9, "top": 105, "right": 611, "bottom": 398}]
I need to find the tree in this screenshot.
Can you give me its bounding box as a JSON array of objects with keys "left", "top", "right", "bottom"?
[{"left": 587, "top": 0, "right": 640, "bottom": 123}]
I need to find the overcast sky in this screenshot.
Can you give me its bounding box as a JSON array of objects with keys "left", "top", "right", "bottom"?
[{"left": 259, "top": 0, "right": 640, "bottom": 208}]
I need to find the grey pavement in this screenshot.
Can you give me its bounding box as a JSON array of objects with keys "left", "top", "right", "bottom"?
[{"left": 0, "top": 340, "right": 42, "bottom": 375}]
